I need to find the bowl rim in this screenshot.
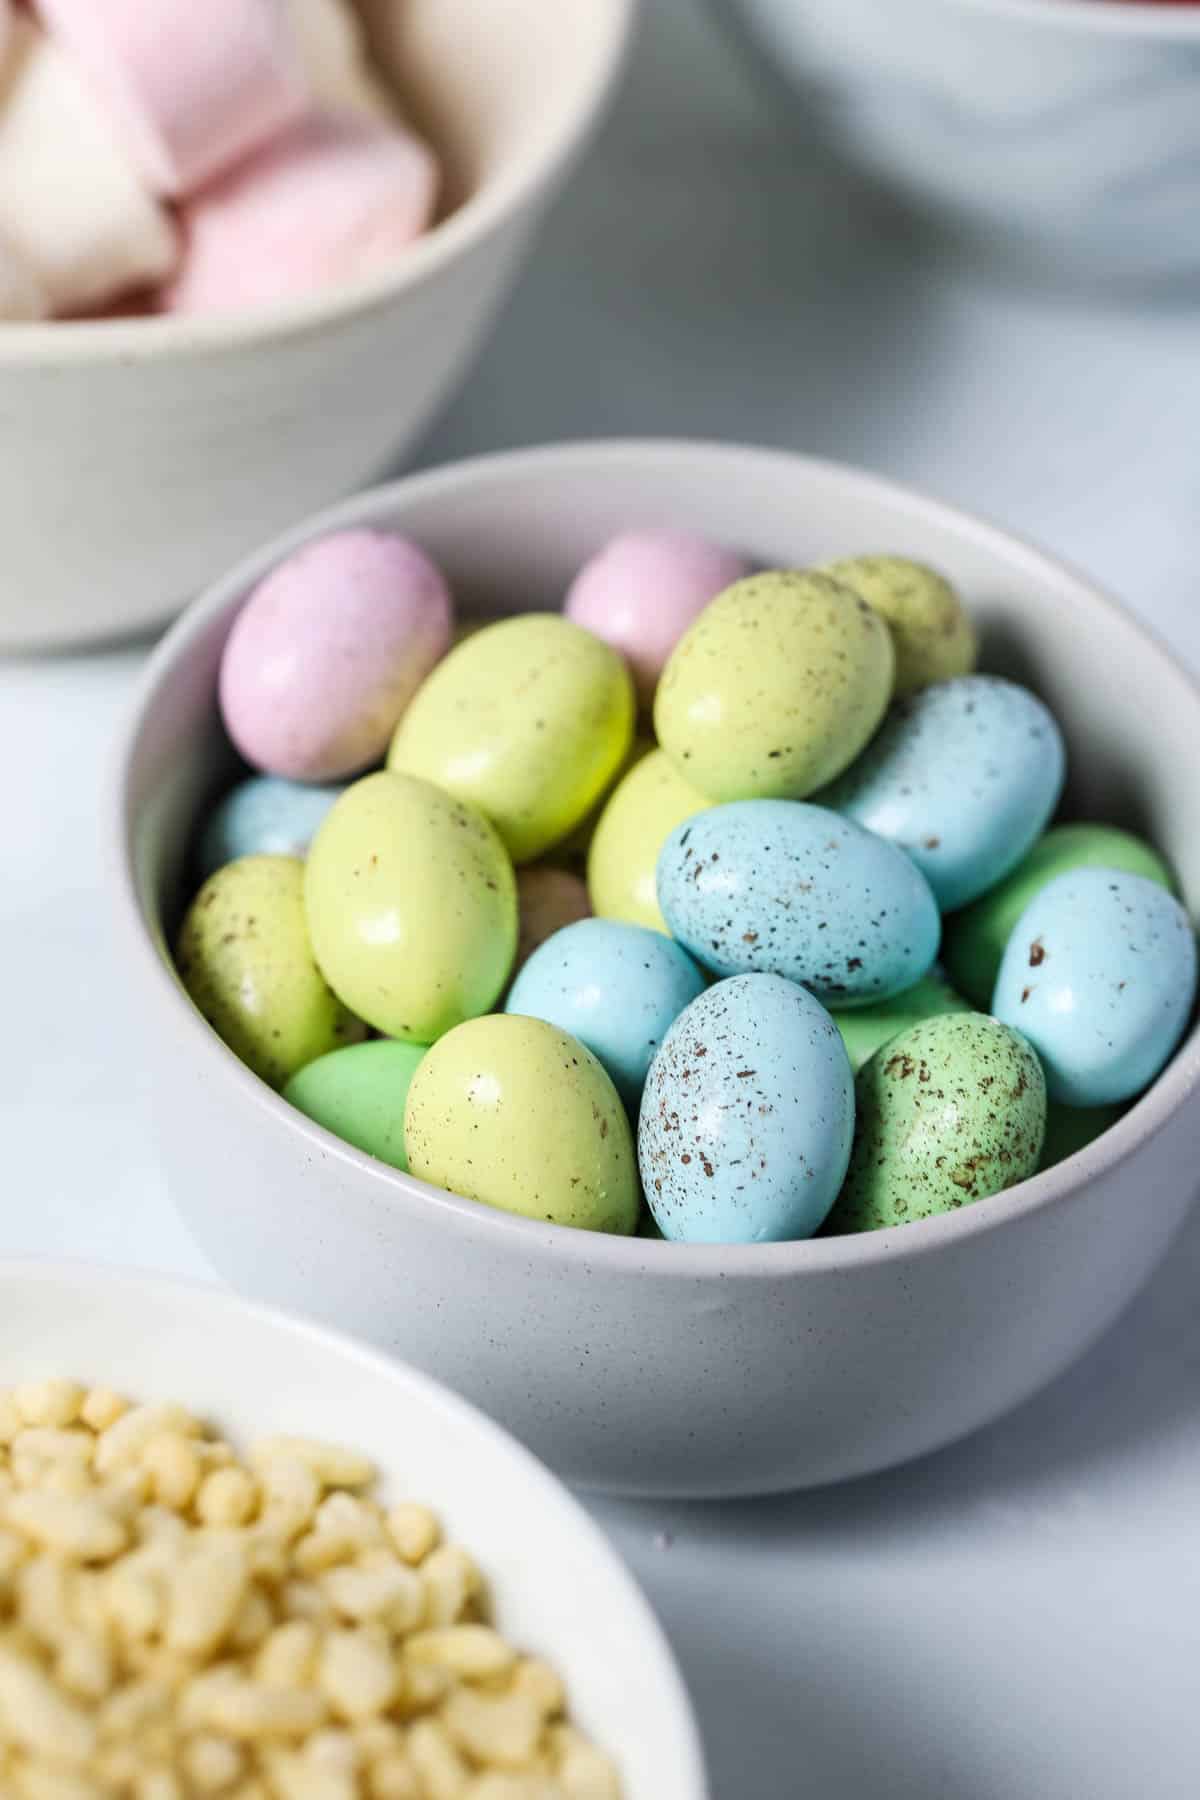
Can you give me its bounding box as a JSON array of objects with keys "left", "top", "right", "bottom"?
[
  {"left": 0, "top": 1254, "right": 709, "bottom": 1796},
  {"left": 0, "top": 0, "right": 637, "bottom": 366},
  {"left": 950, "top": 0, "right": 1200, "bottom": 37},
  {"left": 112, "top": 437, "right": 1200, "bottom": 1284}
]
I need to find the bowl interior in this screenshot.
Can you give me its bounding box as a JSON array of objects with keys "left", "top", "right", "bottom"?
[
  {"left": 360, "top": 0, "right": 626, "bottom": 224},
  {"left": 0, "top": 1261, "right": 705, "bottom": 1798},
  {"left": 121, "top": 440, "right": 1200, "bottom": 1256}
]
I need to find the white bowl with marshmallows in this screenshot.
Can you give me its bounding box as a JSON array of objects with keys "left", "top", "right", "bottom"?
[
  {"left": 0, "top": 0, "right": 633, "bottom": 651},
  {"left": 0, "top": 1259, "right": 706, "bottom": 1798}
]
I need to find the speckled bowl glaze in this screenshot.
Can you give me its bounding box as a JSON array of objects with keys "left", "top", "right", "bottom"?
[
  {"left": 0, "top": 0, "right": 633, "bottom": 651},
  {"left": 719, "top": 0, "right": 1200, "bottom": 281},
  {"left": 113, "top": 441, "right": 1200, "bottom": 1497},
  {"left": 0, "top": 1260, "right": 705, "bottom": 1799}
]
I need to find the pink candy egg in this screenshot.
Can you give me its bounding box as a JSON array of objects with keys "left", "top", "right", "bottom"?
[
  {"left": 166, "top": 114, "right": 438, "bottom": 316},
  {"left": 220, "top": 529, "right": 454, "bottom": 783},
  {"left": 514, "top": 867, "right": 592, "bottom": 974},
  {"left": 565, "top": 528, "right": 750, "bottom": 708},
  {"left": 33, "top": 0, "right": 307, "bottom": 197}
]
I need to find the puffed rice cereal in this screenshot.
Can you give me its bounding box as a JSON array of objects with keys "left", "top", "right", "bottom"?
[{"left": 0, "top": 1382, "right": 621, "bottom": 1798}]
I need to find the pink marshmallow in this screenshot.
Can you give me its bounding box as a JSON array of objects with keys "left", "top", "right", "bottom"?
[
  {"left": 220, "top": 528, "right": 454, "bottom": 782},
  {"left": 32, "top": 0, "right": 307, "bottom": 196},
  {"left": 165, "top": 113, "right": 438, "bottom": 315},
  {"left": 565, "top": 529, "right": 751, "bottom": 708}
]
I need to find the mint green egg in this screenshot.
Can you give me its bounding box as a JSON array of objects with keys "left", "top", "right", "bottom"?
[
  {"left": 284, "top": 1040, "right": 427, "bottom": 1171},
  {"left": 832, "top": 972, "right": 971, "bottom": 1074},
  {"left": 1039, "top": 1101, "right": 1124, "bottom": 1173},
  {"left": 944, "top": 823, "right": 1175, "bottom": 1008},
  {"left": 826, "top": 1012, "right": 1046, "bottom": 1234}
]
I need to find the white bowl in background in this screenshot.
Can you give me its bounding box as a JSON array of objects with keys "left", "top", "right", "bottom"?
[
  {"left": 720, "top": 0, "right": 1200, "bottom": 281},
  {"left": 113, "top": 439, "right": 1200, "bottom": 1498},
  {"left": 0, "top": 0, "right": 634, "bottom": 653},
  {"left": 0, "top": 1258, "right": 707, "bottom": 1799}
]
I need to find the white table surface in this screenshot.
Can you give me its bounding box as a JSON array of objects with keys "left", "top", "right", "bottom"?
[{"left": 4, "top": 3, "right": 1200, "bottom": 1795}]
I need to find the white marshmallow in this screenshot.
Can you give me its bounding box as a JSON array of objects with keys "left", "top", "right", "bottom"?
[
  {"left": 0, "top": 228, "right": 49, "bottom": 322},
  {"left": 0, "top": 20, "right": 177, "bottom": 316},
  {"left": 286, "top": 0, "right": 398, "bottom": 122}
]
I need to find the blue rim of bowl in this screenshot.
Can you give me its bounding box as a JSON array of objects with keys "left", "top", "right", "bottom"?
[
  {"left": 0, "top": 1255, "right": 708, "bottom": 1797},
  {"left": 111, "top": 439, "right": 1200, "bottom": 1282},
  {"left": 0, "top": 0, "right": 637, "bottom": 364}
]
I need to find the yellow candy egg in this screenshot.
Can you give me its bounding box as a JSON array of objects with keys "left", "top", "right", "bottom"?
[
  {"left": 387, "top": 614, "right": 636, "bottom": 863},
  {"left": 176, "top": 854, "right": 364, "bottom": 1088},
  {"left": 404, "top": 1014, "right": 639, "bottom": 1234},
  {"left": 587, "top": 748, "right": 709, "bottom": 935},
  {"left": 819, "top": 556, "right": 977, "bottom": 695},
  {"left": 654, "top": 570, "right": 894, "bottom": 801},
  {"left": 304, "top": 770, "right": 517, "bottom": 1042}
]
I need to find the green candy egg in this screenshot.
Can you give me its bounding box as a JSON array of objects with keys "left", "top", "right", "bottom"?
[
  {"left": 833, "top": 972, "right": 971, "bottom": 1075},
  {"left": 404, "top": 1014, "right": 639, "bottom": 1235},
  {"left": 818, "top": 556, "right": 976, "bottom": 695},
  {"left": 305, "top": 770, "right": 517, "bottom": 1043},
  {"left": 944, "top": 823, "right": 1175, "bottom": 1007},
  {"left": 827, "top": 1012, "right": 1046, "bottom": 1234},
  {"left": 1040, "top": 1101, "right": 1124, "bottom": 1173},
  {"left": 284, "top": 1039, "right": 427, "bottom": 1171},
  {"left": 176, "top": 854, "right": 364, "bottom": 1089},
  {"left": 587, "top": 748, "right": 709, "bottom": 935},
  {"left": 654, "top": 570, "right": 894, "bottom": 803},
  {"left": 388, "top": 614, "right": 635, "bottom": 864}
]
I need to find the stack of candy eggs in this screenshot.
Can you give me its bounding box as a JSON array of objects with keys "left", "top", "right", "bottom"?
[
  {"left": 177, "top": 526, "right": 1198, "bottom": 1245},
  {"left": 0, "top": 0, "right": 437, "bottom": 321}
]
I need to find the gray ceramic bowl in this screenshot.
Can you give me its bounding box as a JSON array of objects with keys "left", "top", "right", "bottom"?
[
  {"left": 113, "top": 440, "right": 1200, "bottom": 1498},
  {"left": 719, "top": 0, "right": 1200, "bottom": 282}
]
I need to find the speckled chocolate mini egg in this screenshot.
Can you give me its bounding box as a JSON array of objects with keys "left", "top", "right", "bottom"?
[
  {"left": 654, "top": 570, "right": 894, "bottom": 803},
  {"left": 514, "top": 865, "right": 591, "bottom": 973},
  {"left": 506, "top": 917, "right": 706, "bottom": 1111},
  {"left": 818, "top": 556, "right": 976, "bottom": 695},
  {"left": 196, "top": 774, "right": 347, "bottom": 881},
  {"left": 992, "top": 868, "right": 1197, "bottom": 1107},
  {"left": 638, "top": 973, "right": 854, "bottom": 1243},
  {"left": 944, "top": 822, "right": 1175, "bottom": 1008},
  {"left": 304, "top": 770, "right": 517, "bottom": 1043},
  {"left": 176, "top": 854, "right": 365, "bottom": 1088},
  {"left": 656, "top": 799, "right": 941, "bottom": 1006},
  {"left": 387, "top": 613, "right": 635, "bottom": 863},
  {"left": 587, "top": 748, "right": 709, "bottom": 935},
  {"left": 819, "top": 675, "right": 1066, "bottom": 911},
  {"left": 825, "top": 1012, "right": 1046, "bottom": 1235},
  {"left": 404, "top": 1014, "right": 639, "bottom": 1234}
]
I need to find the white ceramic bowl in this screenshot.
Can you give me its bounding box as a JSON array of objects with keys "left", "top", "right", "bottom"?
[
  {"left": 720, "top": 0, "right": 1200, "bottom": 281},
  {"left": 0, "top": 0, "right": 633, "bottom": 654},
  {"left": 113, "top": 439, "right": 1200, "bottom": 1498},
  {"left": 0, "top": 1258, "right": 706, "bottom": 1798}
]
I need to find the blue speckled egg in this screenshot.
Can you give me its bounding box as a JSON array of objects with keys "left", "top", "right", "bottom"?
[
  {"left": 656, "top": 799, "right": 940, "bottom": 1007},
  {"left": 820, "top": 676, "right": 1066, "bottom": 911},
  {"left": 638, "top": 973, "right": 854, "bottom": 1243},
  {"left": 505, "top": 917, "right": 706, "bottom": 1111},
  {"left": 993, "top": 868, "right": 1197, "bottom": 1106},
  {"left": 198, "top": 775, "right": 347, "bottom": 880}
]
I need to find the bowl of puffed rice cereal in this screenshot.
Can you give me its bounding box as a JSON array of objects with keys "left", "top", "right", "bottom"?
[{"left": 0, "top": 1261, "right": 706, "bottom": 1799}]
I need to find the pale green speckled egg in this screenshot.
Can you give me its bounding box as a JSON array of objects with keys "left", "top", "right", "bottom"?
[
  {"left": 826, "top": 1012, "right": 1046, "bottom": 1234},
  {"left": 405, "top": 1014, "right": 640, "bottom": 1234},
  {"left": 176, "top": 854, "right": 364, "bottom": 1089},
  {"left": 388, "top": 613, "right": 635, "bottom": 864},
  {"left": 654, "top": 570, "right": 894, "bottom": 802},
  {"left": 819, "top": 556, "right": 976, "bottom": 695},
  {"left": 587, "top": 748, "right": 709, "bottom": 935},
  {"left": 304, "top": 770, "right": 517, "bottom": 1043}
]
